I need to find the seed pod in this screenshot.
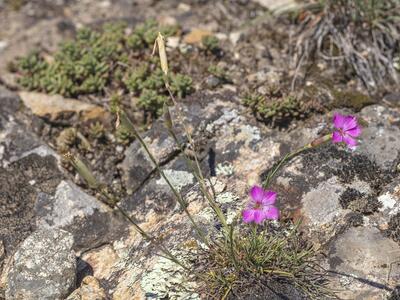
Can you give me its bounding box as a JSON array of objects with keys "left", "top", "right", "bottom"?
[
  {"left": 64, "top": 152, "right": 99, "bottom": 189},
  {"left": 154, "top": 32, "right": 169, "bottom": 76},
  {"left": 163, "top": 103, "right": 173, "bottom": 131}
]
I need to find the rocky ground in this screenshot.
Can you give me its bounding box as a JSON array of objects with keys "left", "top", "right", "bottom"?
[{"left": 0, "top": 0, "right": 400, "bottom": 299}]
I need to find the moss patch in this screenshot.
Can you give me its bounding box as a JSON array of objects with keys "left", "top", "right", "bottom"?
[
  {"left": 242, "top": 89, "right": 307, "bottom": 127},
  {"left": 332, "top": 90, "right": 375, "bottom": 111}
]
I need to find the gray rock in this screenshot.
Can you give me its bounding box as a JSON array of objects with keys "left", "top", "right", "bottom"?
[
  {"left": 328, "top": 226, "right": 400, "bottom": 299},
  {"left": 229, "top": 31, "right": 243, "bottom": 46},
  {"left": 252, "top": 0, "right": 299, "bottom": 14},
  {"left": 0, "top": 154, "right": 63, "bottom": 255},
  {"left": 120, "top": 155, "right": 198, "bottom": 221},
  {"left": 0, "top": 86, "right": 59, "bottom": 167},
  {"left": 358, "top": 105, "right": 400, "bottom": 170},
  {"left": 121, "top": 91, "right": 237, "bottom": 194},
  {"left": 36, "top": 180, "right": 106, "bottom": 228},
  {"left": 205, "top": 75, "right": 221, "bottom": 89},
  {"left": 121, "top": 122, "right": 178, "bottom": 194},
  {"left": 35, "top": 180, "right": 128, "bottom": 252},
  {"left": 6, "top": 228, "right": 76, "bottom": 300}
]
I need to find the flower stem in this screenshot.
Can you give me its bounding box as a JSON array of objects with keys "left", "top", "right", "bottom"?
[
  {"left": 154, "top": 32, "right": 228, "bottom": 237},
  {"left": 262, "top": 134, "right": 332, "bottom": 189},
  {"left": 119, "top": 110, "right": 209, "bottom": 246},
  {"left": 65, "top": 154, "right": 188, "bottom": 271},
  {"left": 166, "top": 114, "right": 228, "bottom": 231},
  {"left": 228, "top": 223, "right": 239, "bottom": 271}
]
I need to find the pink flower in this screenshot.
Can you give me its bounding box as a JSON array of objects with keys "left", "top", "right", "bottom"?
[
  {"left": 332, "top": 113, "right": 361, "bottom": 149},
  {"left": 242, "top": 185, "right": 279, "bottom": 224}
]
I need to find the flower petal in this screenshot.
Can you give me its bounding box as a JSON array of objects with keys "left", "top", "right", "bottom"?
[
  {"left": 242, "top": 209, "right": 255, "bottom": 223},
  {"left": 333, "top": 113, "right": 346, "bottom": 129},
  {"left": 343, "top": 135, "right": 357, "bottom": 147},
  {"left": 346, "top": 125, "right": 361, "bottom": 137},
  {"left": 253, "top": 210, "right": 266, "bottom": 224},
  {"left": 264, "top": 206, "right": 279, "bottom": 220},
  {"left": 332, "top": 131, "right": 343, "bottom": 143},
  {"left": 262, "top": 191, "right": 277, "bottom": 205},
  {"left": 250, "top": 185, "right": 264, "bottom": 202},
  {"left": 342, "top": 115, "right": 358, "bottom": 131}
]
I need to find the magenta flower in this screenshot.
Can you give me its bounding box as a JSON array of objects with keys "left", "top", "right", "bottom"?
[
  {"left": 242, "top": 185, "right": 279, "bottom": 224},
  {"left": 332, "top": 113, "right": 361, "bottom": 149}
]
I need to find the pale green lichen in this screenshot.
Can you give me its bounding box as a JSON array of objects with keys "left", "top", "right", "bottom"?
[
  {"left": 215, "top": 192, "right": 238, "bottom": 204},
  {"left": 215, "top": 162, "right": 235, "bottom": 176},
  {"left": 140, "top": 251, "right": 199, "bottom": 300},
  {"left": 156, "top": 169, "right": 195, "bottom": 192}
]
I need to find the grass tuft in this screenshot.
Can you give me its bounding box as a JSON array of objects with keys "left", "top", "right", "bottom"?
[
  {"left": 195, "top": 221, "right": 334, "bottom": 299},
  {"left": 293, "top": 0, "right": 400, "bottom": 91}
]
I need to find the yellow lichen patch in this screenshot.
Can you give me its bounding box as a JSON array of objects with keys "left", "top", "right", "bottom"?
[
  {"left": 82, "top": 245, "right": 119, "bottom": 280},
  {"left": 183, "top": 29, "right": 213, "bottom": 44}
]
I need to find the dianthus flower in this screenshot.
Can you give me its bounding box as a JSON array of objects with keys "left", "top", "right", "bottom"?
[
  {"left": 332, "top": 113, "right": 361, "bottom": 149},
  {"left": 242, "top": 185, "right": 279, "bottom": 224}
]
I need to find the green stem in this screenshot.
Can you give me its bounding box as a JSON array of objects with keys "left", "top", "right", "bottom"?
[
  {"left": 163, "top": 82, "right": 228, "bottom": 231},
  {"left": 229, "top": 223, "right": 239, "bottom": 271},
  {"left": 113, "top": 202, "right": 188, "bottom": 270},
  {"left": 168, "top": 125, "right": 228, "bottom": 230},
  {"left": 119, "top": 111, "right": 209, "bottom": 246},
  {"left": 66, "top": 154, "right": 188, "bottom": 271},
  {"left": 221, "top": 285, "right": 232, "bottom": 300},
  {"left": 262, "top": 134, "right": 332, "bottom": 189}
]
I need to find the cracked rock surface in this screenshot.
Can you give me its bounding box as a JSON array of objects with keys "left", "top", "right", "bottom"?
[{"left": 5, "top": 228, "right": 76, "bottom": 300}]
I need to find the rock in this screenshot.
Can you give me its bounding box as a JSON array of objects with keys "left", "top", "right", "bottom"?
[
  {"left": 215, "top": 33, "right": 227, "bottom": 41},
  {"left": 229, "top": 31, "right": 243, "bottom": 46},
  {"left": 0, "top": 87, "right": 60, "bottom": 167},
  {"left": 18, "top": 91, "right": 109, "bottom": 123},
  {"left": 183, "top": 29, "right": 212, "bottom": 44},
  {"left": 35, "top": 180, "right": 128, "bottom": 252},
  {"left": 0, "top": 154, "right": 63, "bottom": 255},
  {"left": 246, "top": 69, "right": 281, "bottom": 85},
  {"left": 357, "top": 105, "right": 400, "bottom": 170},
  {"left": 81, "top": 245, "right": 119, "bottom": 280},
  {"left": 121, "top": 121, "right": 180, "bottom": 194},
  {"left": 121, "top": 91, "right": 233, "bottom": 193},
  {"left": 0, "top": 40, "right": 8, "bottom": 52},
  {"left": 6, "top": 228, "right": 76, "bottom": 300},
  {"left": 120, "top": 155, "right": 197, "bottom": 222},
  {"left": 167, "top": 36, "right": 180, "bottom": 49},
  {"left": 36, "top": 180, "right": 107, "bottom": 229},
  {"left": 383, "top": 92, "right": 400, "bottom": 107},
  {"left": 66, "top": 276, "right": 106, "bottom": 300},
  {"left": 252, "top": 0, "right": 300, "bottom": 14},
  {"left": 205, "top": 75, "right": 221, "bottom": 89},
  {"left": 0, "top": 256, "right": 12, "bottom": 298},
  {"left": 177, "top": 3, "right": 191, "bottom": 12},
  {"left": 265, "top": 105, "right": 400, "bottom": 299},
  {"left": 328, "top": 226, "right": 400, "bottom": 299}
]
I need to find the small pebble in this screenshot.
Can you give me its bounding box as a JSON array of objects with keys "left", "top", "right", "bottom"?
[
  {"left": 205, "top": 75, "right": 221, "bottom": 89},
  {"left": 116, "top": 145, "right": 124, "bottom": 153}
]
